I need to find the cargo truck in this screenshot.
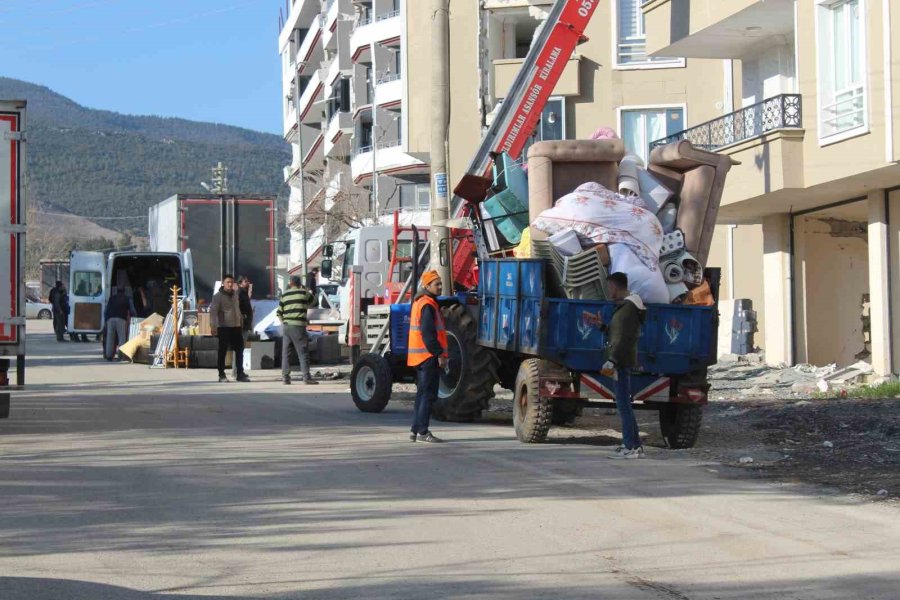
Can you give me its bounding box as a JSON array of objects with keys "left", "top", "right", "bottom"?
[
  {"left": 149, "top": 194, "right": 277, "bottom": 304},
  {"left": 0, "top": 100, "right": 26, "bottom": 418}
]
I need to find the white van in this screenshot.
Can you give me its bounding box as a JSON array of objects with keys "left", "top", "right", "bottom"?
[{"left": 69, "top": 250, "right": 195, "bottom": 340}]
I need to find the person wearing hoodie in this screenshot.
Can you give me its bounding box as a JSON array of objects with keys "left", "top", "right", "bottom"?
[
  {"left": 601, "top": 271, "right": 647, "bottom": 459},
  {"left": 210, "top": 274, "right": 250, "bottom": 383},
  {"left": 406, "top": 270, "right": 449, "bottom": 443}
]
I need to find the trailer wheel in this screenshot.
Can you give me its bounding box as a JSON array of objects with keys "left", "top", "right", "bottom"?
[
  {"left": 350, "top": 353, "right": 393, "bottom": 413},
  {"left": 432, "top": 304, "right": 500, "bottom": 423},
  {"left": 659, "top": 404, "right": 703, "bottom": 449},
  {"left": 37, "top": 309, "right": 52, "bottom": 320},
  {"left": 513, "top": 359, "right": 552, "bottom": 443}
]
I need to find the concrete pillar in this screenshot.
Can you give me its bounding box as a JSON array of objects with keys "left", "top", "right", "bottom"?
[
  {"left": 762, "top": 214, "right": 793, "bottom": 366},
  {"left": 868, "top": 191, "right": 893, "bottom": 376}
]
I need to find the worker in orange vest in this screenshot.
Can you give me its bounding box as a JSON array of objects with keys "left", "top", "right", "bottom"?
[{"left": 407, "top": 270, "right": 449, "bottom": 443}]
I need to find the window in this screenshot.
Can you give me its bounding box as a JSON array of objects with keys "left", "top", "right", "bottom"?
[
  {"left": 341, "top": 240, "right": 356, "bottom": 281},
  {"left": 520, "top": 97, "right": 566, "bottom": 161},
  {"left": 72, "top": 271, "right": 102, "bottom": 298},
  {"left": 398, "top": 182, "right": 431, "bottom": 211},
  {"left": 326, "top": 78, "right": 350, "bottom": 120},
  {"left": 817, "top": 0, "right": 867, "bottom": 140},
  {"left": 621, "top": 107, "right": 685, "bottom": 164},
  {"left": 616, "top": 0, "right": 682, "bottom": 67}
]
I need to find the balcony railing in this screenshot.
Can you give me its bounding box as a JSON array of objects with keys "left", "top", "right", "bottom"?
[
  {"left": 650, "top": 94, "right": 802, "bottom": 152},
  {"left": 376, "top": 9, "right": 400, "bottom": 22}
]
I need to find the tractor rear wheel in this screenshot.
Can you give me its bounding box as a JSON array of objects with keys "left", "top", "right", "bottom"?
[{"left": 431, "top": 303, "right": 500, "bottom": 423}]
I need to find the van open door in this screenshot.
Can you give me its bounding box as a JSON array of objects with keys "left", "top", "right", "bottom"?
[
  {"left": 69, "top": 251, "right": 106, "bottom": 337},
  {"left": 182, "top": 248, "right": 196, "bottom": 309}
]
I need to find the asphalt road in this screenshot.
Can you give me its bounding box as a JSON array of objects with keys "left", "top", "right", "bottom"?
[{"left": 1, "top": 322, "right": 899, "bottom": 599}]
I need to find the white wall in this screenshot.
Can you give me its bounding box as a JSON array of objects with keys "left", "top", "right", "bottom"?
[{"left": 741, "top": 40, "right": 796, "bottom": 106}]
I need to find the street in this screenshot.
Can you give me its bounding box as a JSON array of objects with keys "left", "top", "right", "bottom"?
[{"left": 2, "top": 323, "right": 899, "bottom": 600}]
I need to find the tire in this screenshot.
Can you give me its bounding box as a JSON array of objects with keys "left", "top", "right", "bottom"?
[
  {"left": 38, "top": 309, "right": 52, "bottom": 320},
  {"left": 551, "top": 401, "right": 582, "bottom": 426},
  {"left": 512, "top": 359, "right": 552, "bottom": 443},
  {"left": 0, "top": 393, "right": 9, "bottom": 419},
  {"left": 659, "top": 404, "right": 703, "bottom": 449},
  {"left": 431, "top": 303, "right": 500, "bottom": 423},
  {"left": 350, "top": 353, "right": 393, "bottom": 413}
]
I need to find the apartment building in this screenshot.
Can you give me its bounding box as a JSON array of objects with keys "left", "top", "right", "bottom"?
[
  {"left": 279, "top": 0, "right": 435, "bottom": 271},
  {"left": 641, "top": 0, "right": 900, "bottom": 376}
]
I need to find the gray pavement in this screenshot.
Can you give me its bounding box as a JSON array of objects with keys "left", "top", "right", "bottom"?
[{"left": 1, "top": 322, "right": 899, "bottom": 599}]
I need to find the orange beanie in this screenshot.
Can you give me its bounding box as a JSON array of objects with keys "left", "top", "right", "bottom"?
[{"left": 421, "top": 270, "right": 441, "bottom": 287}]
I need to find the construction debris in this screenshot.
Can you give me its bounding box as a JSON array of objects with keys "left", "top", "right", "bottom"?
[{"left": 709, "top": 353, "right": 881, "bottom": 399}]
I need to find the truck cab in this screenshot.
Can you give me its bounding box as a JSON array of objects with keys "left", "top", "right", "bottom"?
[
  {"left": 331, "top": 225, "right": 427, "bottom": 339},
  {"left": 69, "top": 250, "right": 196, "bottom": 338}
]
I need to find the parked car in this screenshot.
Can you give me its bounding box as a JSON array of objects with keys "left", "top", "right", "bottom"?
[{"left": 26, "top": 300, "right": 52, "bottom": 320}]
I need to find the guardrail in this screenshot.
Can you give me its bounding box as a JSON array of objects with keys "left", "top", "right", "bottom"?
[{"left": 650, "top": 93, "right": 802, "bottom": 152}]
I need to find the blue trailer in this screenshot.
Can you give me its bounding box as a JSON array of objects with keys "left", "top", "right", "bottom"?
[{"left": 350, "top": 256, "right": 720, "bottom": 448}]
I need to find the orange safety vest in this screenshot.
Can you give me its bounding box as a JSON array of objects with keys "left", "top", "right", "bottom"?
[{"left": 407, "top": 294, "right": 449, "bottom": 367}]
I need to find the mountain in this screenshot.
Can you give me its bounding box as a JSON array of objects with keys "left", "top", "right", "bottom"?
[{"left": 0, "top": 78, "right": 290, "bottom": 242}]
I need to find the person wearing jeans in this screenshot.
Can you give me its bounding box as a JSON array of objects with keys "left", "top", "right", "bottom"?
[
  {"left": 278, "top": 275, "right": 317, "bottom": 385},
  {"left": 406, "top": 270, "right": 449, "bottom": 443},
  {"left": 601, "top": 272, "right": 647, "bottom": 459},
  {"left": 210, "top": 274, "right": 250, "bottom": 383}
]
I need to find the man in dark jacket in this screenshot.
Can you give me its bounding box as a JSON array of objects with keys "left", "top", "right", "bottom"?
[
  {"left": 406, "top": 270, "right": 449, "bottom": 443},
  {"left": 602, "top": 272, "right": 647, "bottom": 459},
  {"left": 104, "top": 285, "right": 135, "bottom": 360},
  {"left": 210, "top": 274, "right": 250, "bottom": 383},
  {"left": 237, "top": 276, "right": 254, "bottom": 335},
  {"left": 48, "top": 281, "right": 68, "bottom": 342}
]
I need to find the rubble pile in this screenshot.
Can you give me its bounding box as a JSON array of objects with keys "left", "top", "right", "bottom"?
[{"left": 710, "top": 354, "right": 877, "bottom": 399}]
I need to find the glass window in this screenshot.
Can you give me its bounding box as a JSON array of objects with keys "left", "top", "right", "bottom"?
[
  {"left": 818, "top": 0, "right": 866, "bottom": 138},
  {"left": 341, "top": 240, "right": 356, "bottom": 281},
  {"left": 616, "top": 0, "right": 681, "bottom": 66},
  {"left": 621, "top": 108, "right": 684, "bottom": 164},
  {"left": 72, "top": 271, "right": 102, "bottom": 297}
]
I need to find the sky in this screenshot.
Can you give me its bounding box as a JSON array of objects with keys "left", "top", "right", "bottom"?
[{"left": 1, "top": 0, "right": 285, "bottom": 134}]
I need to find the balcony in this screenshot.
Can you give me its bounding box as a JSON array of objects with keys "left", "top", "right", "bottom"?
[
  {"left": 284, "top": 162, "right": 301, "bottom": 186},
  {"left": 325, "top": 111, "right": 353, "bottom": 158},
  {"left": 375, "top": 74, "right": 402, "bottom": 108},
  {"left": 651, "top": 94, "right": 802, "bottom": 152},
  {"left": 493, "top": 56, "right": 580, "bottom": 100},
  {"left": 296, "top": 69, "right": 324, "bottom": 124},
  {"left": 302, "top": 132, "right": 326, "bottom": 169},
  {"left": 643, "top": 0, "right": 794, "bottom": 59},
  {"left": 350, "top": 10, "right": 401, "bottom": 62},
  {"left": 350, "top": 140, "right": 428, "bottom": 183},
  {"left": 652, "top": 94, "right": 805, "bottom": 218},
  {"left": 296, "top": 16, "right": 324, "bottom": 72}
]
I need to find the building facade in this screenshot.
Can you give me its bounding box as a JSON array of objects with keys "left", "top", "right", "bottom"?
[
  {"left": 279, "top": 0, "right": 434, "bottom": 272},
  {"left": 644, "top": 0, "right": 900, "bottom": 376}
]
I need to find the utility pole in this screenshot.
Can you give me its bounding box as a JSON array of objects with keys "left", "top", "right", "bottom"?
[
  {"left": 211, "top": 162, "right": 229, "bottom": 194},
  {"left": 371, "top": 67, "right": 379, "bottom": 220},
  {"left": 429, "top": 0, "right": 452, "bottom": 288},
  {"left": 294, "top": 58, "right": 309, "bottom": 279}
]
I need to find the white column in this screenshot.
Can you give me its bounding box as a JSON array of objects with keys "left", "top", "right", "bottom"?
[
  {"left": 762, "top": 214, "right": 793, "bottom": 366},
  {"left": 868, "top": 191, "right": 893, "bottom": 376}
]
